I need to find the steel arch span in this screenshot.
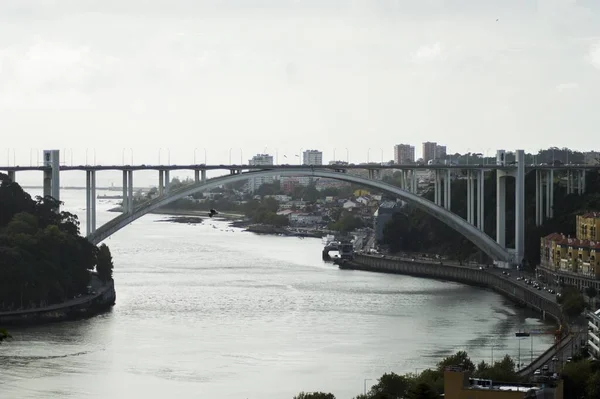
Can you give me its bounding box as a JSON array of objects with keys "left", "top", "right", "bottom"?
[{"left": 87, "top": 169, "right": 512, "bottom": 262}]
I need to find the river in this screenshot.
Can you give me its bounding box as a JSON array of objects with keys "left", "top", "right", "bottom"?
[{"left": 0, "top": 189, "right": 554, "bottom": 399}]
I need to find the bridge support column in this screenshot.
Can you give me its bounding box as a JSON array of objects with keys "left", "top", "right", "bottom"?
[
  {"left": 434, "top": 170, "right": 441, "bottom": 206},
  {"left": 581, "top": 170, "right": 586, "bottom": 194},
  {"left": 401, "top": 170, "right": 406, "bottom": 191},
  {"left": 42, "top": 150, "right": 60, "bottom": 202},
  {"left": 411, "top": 170, "right": 417, "bottom": 193},
  {"left": 194, "top": 170, "right": 200, "bottom": 183},
  {"left": 158, "top": 170, "right": 164, "bottom": 196},
  {"left": 127, "top": 170, "right": 134, "bottom": 213},
  {"left": 549, "top": 169, "right": 554, "bottom": 218},
  {"left": 85, "top": 170, "right": 97, "bottom": 235},
  {"left": 7, "top": 170, "right": 15, "bottom": 182},
  {"left": 496, "top": 171, "right": 506, "bottom": 248},
  {"left": 86, "top": 171, "right": 92, "bottom": 236},
  {"left": 515, "top": 150, "right": 525, "bottom": 265},
  {"left": 444, "top": 169, "right": 451, "bottom": 210},
  {"left": 466, "top": 170, "right": 471, "bottom": 223},
  {"left": 122, "top": 171, "right": 129, "bottom": 212},
  {"left": 201, "top": 169, "right": 207, "bottom": 183},
  {"left": 535, "top": 170, "right": 542, "bottom": 226},
  {"left": 545, "top": 171, "right": 551, "bottom": 219},
  {"left": 164, "top": 170, "right": 170, "bottom": 194},
  {"left": 566, "top": 170, "right": 572, "bottom": 194},
  {"left": 578, "top": 170, "right": 584, "bottom": 194},
  {"left": 477, "top": 169, "right": 484, "bottom": 231}
]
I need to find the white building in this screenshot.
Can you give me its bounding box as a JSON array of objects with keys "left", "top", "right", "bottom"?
[
  {"left": 394, "top": 144, "right": 415, "bottom": 164},
  {"left": 302, "top": 150, "right": 323, "bottom": 165},
  {"left": 588, "top": 308, "right": 600, "bottom": 359},
  {"left": 248, "top": 154, "right": 274, "bottom": 192}
]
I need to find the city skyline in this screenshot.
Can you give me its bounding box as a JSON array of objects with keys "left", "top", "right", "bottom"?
[{"left": 2, "top": 1, "right": 600, "bottom": 170}]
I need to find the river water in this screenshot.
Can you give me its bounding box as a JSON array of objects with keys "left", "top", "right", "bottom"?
[{"left": 0, "top": 189, "right": 554, "bottom": 399}]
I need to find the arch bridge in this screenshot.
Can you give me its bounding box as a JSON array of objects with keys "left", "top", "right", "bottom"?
[{"left": 87, "top": 168, "right": 513, "bottom": 263}]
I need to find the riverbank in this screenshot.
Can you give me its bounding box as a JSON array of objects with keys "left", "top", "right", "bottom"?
[
  {"left": 108, "top": 206, "right": 245, "bottom": 220},
  {"left": 0, "top": 275, "right": 116, "bottom": 326},
  {"left": 340, "top": 254, "right": 571, "bottom": 377}
]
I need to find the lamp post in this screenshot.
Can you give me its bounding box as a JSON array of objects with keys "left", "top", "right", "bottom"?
[
  {"left": 345, "top": 147, "right": 349, "bottom": 163},
  {"left": 299, "top": 148, "right": 304, "bottom": 165},
  {"left": 229, "top": 148, "right": 243, "bottom": 164},
  {"left": 367, "top": 148, "right": 372, "bottom": 163},
  {"left": 122, "top": 148, "right": 133, "bottom": 165},
  {"left": 333, "top": 148, "right": 337, "bottom": 162},
  {"left": 85, "top": 148, "right": 96, "bottom": 165},
  {"left": 158, "top": 148, "right": 170, "bottom": 164},
  {"left": 363, "top": 379, "right": 371, "bottom": 395},
  {"left": 380, "top": 148, "right": 384, "bottom": 164},
  {"left": 193, "top": 148, "right": 207, "bottom": 164},
  {"left": 30, "top": 148, "right": 39, "bottom": 166}
]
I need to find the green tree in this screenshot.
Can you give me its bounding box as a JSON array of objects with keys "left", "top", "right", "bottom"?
[
  {"left": 562, "top": 359, "right": 593, "bottom": 399},
  {"left": 293, "top": 392, "right": 335, "bottom": 399},
  {"left": 0, "top": 328, "right": 11, "bottom": 344},
  {"left": 407, "top": 382, "right": 438, "bottom": 399},
  {"left": 96, "top": 244, "right": 114, "bottom": 283},
  {"left": 585, "top": 286, "right": 597, "bottom": 307},
  {"left": 587, "top": 370, "right": 600, "bottom": 399},
  {"left": 368, "top": 372, "right": 411, "bottom": 399},
  {"left": 437, "top": 351, "right": 475, "bottom": 373}
]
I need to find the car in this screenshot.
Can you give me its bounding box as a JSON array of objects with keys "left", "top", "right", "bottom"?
[
  {"left": 542, "top": 365, "right": 549, "bottom": 371},
  {"left": 534, "top": 369, "right": 541, "bottom": 375},
  {"left": 552, "top": 356, "right": 559, "bottom": 362}
]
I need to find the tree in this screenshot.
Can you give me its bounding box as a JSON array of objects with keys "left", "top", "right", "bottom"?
[
  {"left": 407, "top": 382, "right": 438, "bottom": 399},
  {"left": 293, "top": 392, "right": 335, "bottom": 399},
  {"left": 96, "top": 244, "right": 114, "bottom": 283},
  {"left": 587, "top": 370, "right": 600, "bottom": 399},
  {"left": 437, "top": 351, "right": 475, "bottom": 373},
  {"left": 585, "top": 286, "right": 597, "bottom": 307},
  {"left": 562, "top": 359, "right": 593, "bottom": 399},
  {"left": 0, "top": 328, "right": 11, "bottom": 344},
  {"left": 368, "top": 372, "right": 411, "bottom": 399}
]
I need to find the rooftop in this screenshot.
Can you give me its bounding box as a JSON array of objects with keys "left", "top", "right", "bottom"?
[{"left": 581, "top": 212, "right": 600, "bottom": 218}]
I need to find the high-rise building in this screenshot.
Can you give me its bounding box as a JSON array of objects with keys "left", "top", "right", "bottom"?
[
  {"left": 422, "top": 142, "right": 437, "bottom": 163},
  {"left": 302, "top": 150, "right": 323, "bottom": 165},
  {"left": 435, "top": 145, "right": 447, "bottom": 159},
  {"left": 248, "top": 154, "right": 274, "bottom": 192},
  {"left": 394, "top": 144, "right": 415, "bottom": 164},
  {"left": 422, "top": 142, "right": 447, "bottom": 162}
]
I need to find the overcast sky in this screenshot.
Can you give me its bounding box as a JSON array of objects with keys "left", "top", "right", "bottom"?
[{"left": 2, "top": 0, "right": 600, "bottom": 185}]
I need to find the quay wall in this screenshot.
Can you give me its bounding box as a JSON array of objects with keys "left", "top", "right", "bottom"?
[
  {"left": 344, "top": 254, "right": 569, "bottom": 376},
  {"left": 0, "top": 281, "right": 116, "bottom": 326}
]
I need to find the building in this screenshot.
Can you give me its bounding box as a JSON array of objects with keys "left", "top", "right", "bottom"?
[
  {"left": 248, "top": 154, "right": 274, "bottom": 192},
  {"left": 302, "top": 150, "right": 323, "bottom": 166},
  {"left": 373, "top": 201, "right": 402, "bottom": 242},
  {"left": 443, "top": 367, "right": 563, "bottom": 399},
  {"left": 588, "top": 308, "right": 600, "bottom": 359},
  {"left": 422, "top": 142, "right": 447, "bottom": 163},
  {"left": 577, "top": 212, "right": 600, "bottom": 241},
  {"left": 436, "top": 144, "right": 447, "bottom": 158},
  {"left": 422, "top": 142, "right": 437, "bottom": 163},
  {"left": 394, "top": 144, "right": 415, "bottom": 164},
  {"left": 539, "top": 212, "right": 600, "bottom": 290}
]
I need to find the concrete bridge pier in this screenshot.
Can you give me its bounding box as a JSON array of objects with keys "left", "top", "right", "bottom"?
[
  {"left": 444, "top": 169, "right": 451, "bottom": 210},
  {"left": 496, "top": 151, "right": 507, "bottom": 249},
  {"left": 127, "top": 170, "right": 134, "bottom": 213},
  {"left": 434, "top": 170, "right": 441, "bottom": 206},
  {"left": 514, "top": 150, "right": 525, "bottom": 264},
  {"left": 159, "top": 170, "right": 164, "bottom": 195},
  {"left": 42, "top": 150, "right": 60, "bottom": 202},
  {"left": 85, "top": 170, "right": 97, "bottom": 235},
  {"left": 477, "top": 169, "right": 484, "bottom": 231},
  {"left": 411, "top": 170, "right": 417, "bottom": 193},
  {"left": 122, "top": 171, "right": 129, "bottom": 211},
  {"left": 164, "top": 170, "right": 170, "bottom": 194},
  {"left": 7, "top": 170, "right": 15, "bottom": 182},
  {"left": 581, "top": 169, "right": 586, "bottom": 194},
  {"left": 194, "top": 170, "right": 200, "bottom": 183},
  {"left": 202, "top": 169, "right": 207, "bottom": 182}
]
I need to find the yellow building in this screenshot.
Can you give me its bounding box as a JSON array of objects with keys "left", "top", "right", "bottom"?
[
  {"left": 577, "top": 212, "right": 600, "bottom": 241},
  {"left": 443, "top": 368, "right": 563, "bottom": 399}
]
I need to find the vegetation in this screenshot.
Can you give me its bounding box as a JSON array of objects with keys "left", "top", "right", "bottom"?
[
  {"left": 0, "top": 328, "right": 10, "bottom": 344},
  {"left": 557, "top": 286, "right": 586, "bottom": 319},
  {"left": 294, "top": 350, "right": 523, "bottom": 399},
  {"left": 294, "top": 349, "right": 600, "bottom": 399},
  {"left": 0, "top": 174, "right": 113, "bottom": 311},
  {"left": 328, "top": 213, "right": 364, "bottom": 232},
  {"left": 382, "top": 151, "right": 600, "bottom": 268}
]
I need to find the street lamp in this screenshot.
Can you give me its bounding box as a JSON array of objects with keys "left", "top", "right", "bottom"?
[
  {"left": 367, "top": 148, "right": 372, "bottom": 163},
  {"left": 363, "top": 379, "right": 372, "bottom": 395},
  {"left": 29, "top": 148, "right": 39, "bottom": 166},
  {"left": 158, "top": 148, "right": 170, "bottom": 164},
  {"left": 345, "top": 147, "right": 349, "bottom": 163},
  {"left": 380, "top": 148, "right": 384, "bottom": 164},
  {"left": 333, "top": 148, "right": 337, "bottom": 162},
  {"left": 193, "top": 148, "right": 207, "bottom": 164},
  {"left": 85, "top": 148, "right": 96, "bottom": 165},
  {"left": 122, "top": 148, "right": 133, "bottom": 165},
  {"left": 229, "top": 148, "right": 243, "bottom": 164},
  {"left": 299, "top": 148, "right": 304, "bottom": 165}
]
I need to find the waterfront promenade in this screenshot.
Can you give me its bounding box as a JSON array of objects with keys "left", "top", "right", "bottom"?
[{"left": 341, "top": 253, "right": 574, "bottom": 378}]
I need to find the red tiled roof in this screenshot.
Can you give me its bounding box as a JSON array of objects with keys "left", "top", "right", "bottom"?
[{"left": 580, "top": 212, "right": 600, "bottom": 218}]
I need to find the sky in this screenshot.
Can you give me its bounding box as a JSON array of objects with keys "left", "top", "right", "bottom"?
[{"left": 2, "top": 0, "right": 600, "bottom": 186}]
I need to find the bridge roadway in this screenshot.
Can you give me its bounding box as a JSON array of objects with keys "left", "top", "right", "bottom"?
[
  {"left": 1, "top": 163, "right": 599, "bottom": 172},
  {"left": 345, "top": 253, "right": 578, "bottom": 379}
]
